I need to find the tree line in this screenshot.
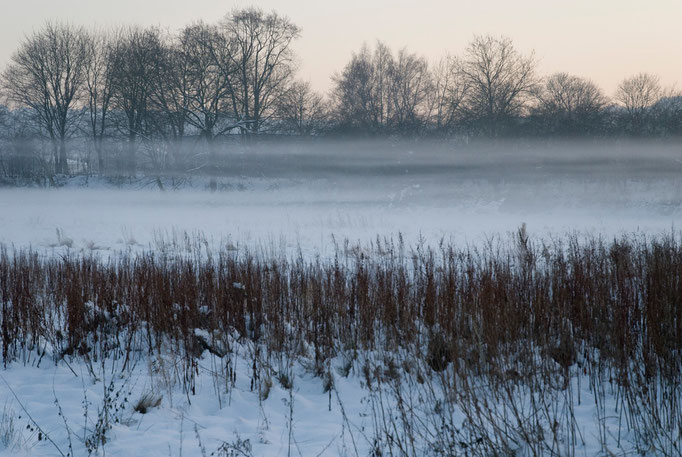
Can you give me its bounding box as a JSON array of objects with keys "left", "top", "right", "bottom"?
[
  {"left": 1, "top": 8, "right": 681, "bottom": 179},
  {"left": 333, "top": 37, "right": 682, "bottom": 137}
]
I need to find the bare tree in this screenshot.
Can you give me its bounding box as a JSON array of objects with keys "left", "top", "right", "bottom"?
[
  {"left": 276, "top": 80, "right": 327, "bottom": 135},
  {"left": 534, "top": 72, "right": 608, "bottom": 135},
  {"left": 174, "top": 21, "right": 242, "bottom": 189},
  {"left": 149, "top": 38, "right": 189, "bottom": 143},
  {"left": 616, "top": 73, "right": 662, "bottom": 134},
  {"left": 0, "top": 108, "right": 47, "bottom": 180},
  {"left": 176, "top": 22, "right": 238, "bottom": 140},
  {"left": 331, "top": 42, "right": 431, "bottom": 134},
  {"left": 388, "top": 48, "right": 431, "bottom": 133},
  {"left": 109, "top": 26, "right": 164, "bottom": 173},
  {"left": 0, "top": 105, "right": 8, "bottom": 139},
  {"left": 221, "top": 7, "right": 300, "bottom": 134},
  {"left": 331, "top": 44, "right": 380, "bottom": 133},
  {"left": 138, "top": 33, "right": 194, "bottom": 175},
  {"left": 460, "top": 35, "right": 538, "bottom": 136},
  {"left": 650, "top": 89, "right": 682, "bottom": 135},
  {"left": 427, "top": 55, "right": 469, "bottom": 135},
  {"left": 370, "top": 41, "right": 394, "bottom": 130},
  {"left": 83, "top": 29, "right": 118, "bottom": 173},
  {"left": 1, "top": 22, "right": 89, "bottom": 174}
]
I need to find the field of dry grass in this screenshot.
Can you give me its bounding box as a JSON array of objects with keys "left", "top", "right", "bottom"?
[{"left": 1, "top": 229, "right": 681, "bottom": 455}]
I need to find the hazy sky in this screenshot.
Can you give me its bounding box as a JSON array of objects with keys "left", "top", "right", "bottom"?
[{"left": 2, "top": 0, "right": 681, "bottom": 95}]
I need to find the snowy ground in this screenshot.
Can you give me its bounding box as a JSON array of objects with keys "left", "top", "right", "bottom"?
[
  {"left": 1, "top": 140, "right": 681, "bottom": 456},
  {"left": 0, "top": 337, "right": 644, "bottom": 457},
  {"left": 1, "top": 341, "right": 381, "bottom": 457},
  {"left": 1, "top": 141, "right": 681, "bottom": 257}
]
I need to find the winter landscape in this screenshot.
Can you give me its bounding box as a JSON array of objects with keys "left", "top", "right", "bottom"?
[{"left": 1, "top": 2, "right": 682, "bottom": 457}]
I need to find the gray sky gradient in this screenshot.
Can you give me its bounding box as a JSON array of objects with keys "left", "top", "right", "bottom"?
[{"left": 2, "top": 0, "right": 681, "bottom": 95}]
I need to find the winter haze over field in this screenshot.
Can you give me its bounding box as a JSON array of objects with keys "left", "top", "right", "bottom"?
[
  {"left": 1, "top": 139, "right": 681, "bottom": 256},
  {"left": 1, "top": 139, "right": 681, "bottom": 457},
  {"left": 2, "top": 1, "right": 682, "bottom": 454}
]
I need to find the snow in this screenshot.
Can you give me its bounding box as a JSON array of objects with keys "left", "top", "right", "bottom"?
[
  {"left": 4, "top": 327, "right": 672, "bottom": 457},
  {"left": 0, "top": 167, "right": 679, "bottom": 259},
  {"left": 1, "top": 141, "right": 681, "bottom": 456},
  {"left": 0, "top": 340, "right": 651, "bottom": 457}
]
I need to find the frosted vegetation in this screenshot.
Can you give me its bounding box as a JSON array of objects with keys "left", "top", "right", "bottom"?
[
  {"left": 0, "top": 139, "right": 682, "bottom": 457},
  {"left": 1, "top": 228, "right": 681, "bottom": 456},
  {"left": 1, "top": 6, "right": 682, "bottom": 457}
]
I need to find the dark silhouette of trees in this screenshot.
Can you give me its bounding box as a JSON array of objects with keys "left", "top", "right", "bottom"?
[
  {"left": 388, "top": 48, "right": 431, "bottom": 134},
  {"left": 171, "top": 21, "right": 236, "bottom": 189},
  {"left": 0, "top": 105, "right": 8, "bottom": 138},
  {"left": 331, "top": 42, "right": 432, "bottom": 134},
  {"left": 3, "top": 11, "right": 682, "bottom": 184},
  {"left": 650, "top": 92, "right": 682, "bottom": 135},
  {"left": 460, "top": 35, "right": 539, "bottom": 136},
  {"left": 276, "top": 80, "right": 327, "bottom": 135},
  {"left": 428, "top": 56, "right": 469, "bottom": 136},
  {"left": 109, "top": 26, "right": 164, "bottom": 173},
  {"left": 331, "top": 44, "right": 381, "bottom": 133},
  {"left": 84, "top": 29, "right": 118, "bottom": 173},
  {"left": 148, "top": 35, "right": 190, "bottom": 146},
  {"left": 221, "top": 8, "right": 300, "bottom": 135},
  {"left": 175, "top": 22, "right": 236, "bottom": 141},
  {"left": 615, "top": 73, "right": 662, "bottom": 135},
  {"left": 534, "top": 73, "right": 609, "bottom": 135},
  {"left": 1, "top": 22, "right": 89, "bottom": 174}
]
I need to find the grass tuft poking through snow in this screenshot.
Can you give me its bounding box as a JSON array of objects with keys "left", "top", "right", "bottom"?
[{"left": 133, "top": 392, "right": 162, "bottom": 414}]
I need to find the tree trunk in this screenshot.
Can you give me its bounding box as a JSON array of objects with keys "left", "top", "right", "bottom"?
[
  {"left": 52, "top": 141, "right": 59, "bottom": 175},
  {"left": 58, "top": 138, "right": 68, "bottom": 175},
  {"left": 96, "top": 137, "right": 104, "bottom": 175},
  {"left": 128, "top": 134, "right": 136, "bottom": 176},
  {"left": 208, "top": 135, "right": 217, "bottom": 192}
]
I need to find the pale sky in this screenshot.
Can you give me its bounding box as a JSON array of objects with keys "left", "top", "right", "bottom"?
[{"left": 2, "top": 0, "right": 681, "bottom": 95}]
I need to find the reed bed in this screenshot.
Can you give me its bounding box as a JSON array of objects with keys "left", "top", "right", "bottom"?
[{"left": 1, "top": 229, "right": 680, "bottom": 455}]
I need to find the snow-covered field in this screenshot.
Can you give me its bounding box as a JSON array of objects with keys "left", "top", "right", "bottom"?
[
  {"left": 2, "top": 141, "right": 681, "bottom": 256},
  {"left": 0, "top": 337, "right": 643, "bottom": 457},
  {"left": 1, "top": 141, "right": 681, "bottom": 456},
  {"left": 1, "top": 338, "right": 381, "bottom": 457}
]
